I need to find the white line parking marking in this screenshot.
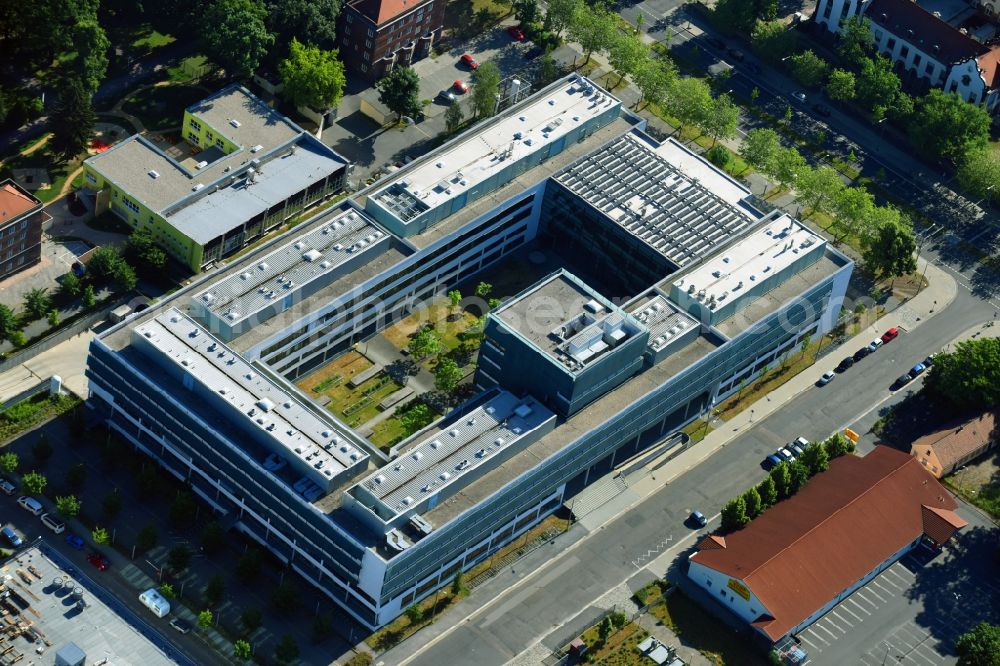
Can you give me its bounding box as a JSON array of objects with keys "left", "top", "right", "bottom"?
[
  {"left": 798, "top": 633, "right": 823, "bottom": 651},
  {"left": 879, "top": 575, "right": 905, "bottom": 592},
  {"left": 816, "top": 624, "right": 839, "bottom": 641},
  {"left": 871, "top": 580, "right": 894, "bottom": 597},
  {"left": 853, "top": 590, "right": 879, "bottom": 609},
  {"left": 863, "top": 587, "right": 887, "bottom": 603},
  {"left": 832, "top": 609, "right": 853, "bottom": 628},
  {"left": 803, "top": 628, "right": 829, "bottom": 647},
  {"left": 847, "top": 598, "right": 872, "bottom": 616},
  {"left": 823, "top": 617, "right": 846, "bottom": 635},
  {"left": 839, "top": 604, "right": 863, "bottom": 622}
]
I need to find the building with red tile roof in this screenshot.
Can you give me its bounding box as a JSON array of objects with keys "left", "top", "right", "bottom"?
[
  {"left": 815, "top": 0, "right": 1000, "bottom": 114},
  {"left": 910, "top": 410, "right": 1000, "bottom": 478},
  {"left": 0, "top": 179, "right": 47, "bottom": 281},
  {"left": 338, "top": 0, "right": 445, "bottom": 80},
  {"left": 687, "top": 446, "right": 966, "bottom": 643}
]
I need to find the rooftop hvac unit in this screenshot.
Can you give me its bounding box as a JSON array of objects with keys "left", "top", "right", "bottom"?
[
  {"left": 229, "top": 119, "right": 241, "bottom": 128},
  {"left": 251, "top": 144, "right": 263, "bottom": 153},
  {"left": 148, "top": 170, "right": 159, "bottom": 179},
  {"left": 196, "top": 160, "right": 208, "bottom": 169},
  {"left": 192, "top": 183, "right": 204, "bottom": 191}
]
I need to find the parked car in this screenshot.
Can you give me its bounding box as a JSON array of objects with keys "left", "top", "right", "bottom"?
[
  {"left": 881, "top": 327, "right": 900, "bottom": 343},
  {"left": 0, "top": 478, "right": 15, "bottom": 496},
  {"left": 893, "top": 374, "right": 912, "bottom": 390},
  {"left": 818, "top": 370, "right": 835, "bottom": 386},
  {"left": 727, "top": 48, "right": 745, "bottom": 62},
  {"left": 788, "top": 441, "right": 806, "bottom": 457},
  {"left": 706, "top": 37, "right": 725, "bottom": 49},
  {"left": 910, "top": 362, "right": 926, "bottom": 377},
  {"left": 763, "top": 454, "right": 782, "bottom": 470},
  {"left": 169, "top": 618, "right": 192, "bottom": 634},
  {"left": 1, "top": 527, "right": 22, "bottom": 548},
  {"left": 922, "top": 354, "right": 935, "bottom": 367},
  {"left": 453, "top": 80, "right": 469, "bottom": 94},
  {"left": 689, "top": 511, "right": 708, "bottom": 527},
  {"left": 438, "top": 89, "right": 457, "bottom": 103},
  {"left": 86, "top": 552, "right": 110, "bottom": 571},
  {"left": 17, "top": 496, "right": 42, "bottom": 515},
  {"left": 460, "top": 53, "right": 479, "bottom": 69},
  {"left": 777, "top": 448, "right": 795, "bottom": 462},
  {"left": 836, "top": 356, "right": 854, "bottom": 372},
  {"left": 867, "top": 338, "right": 883, "bottom": 352},
  {"left": 811, "top": 103, "right": 832, "bottom": 118},
  {"left": 40, "top": 513, "right": 65, "bottom": 534},
  {"left": 507, "top": 25, "right": 525, "bottom": 40},
  {"left": 65, "top": 533, "right": 85, "bottom": 550},
  {"left": 792, "top": 91, "right": 807, "bottom": 102},
  {"left": 854, "top": 347, "right": 871, "bottom": 362}
]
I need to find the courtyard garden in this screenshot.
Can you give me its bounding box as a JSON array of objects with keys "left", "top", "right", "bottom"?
[{"left": 296, "top": 351, "right": 405, "bottom": 429}]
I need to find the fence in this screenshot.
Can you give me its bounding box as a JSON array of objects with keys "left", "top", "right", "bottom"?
[
  {"left": 1, "top": 380, "right": 48, "bottom": 410},
  {"left": 0, "top": 306, "right": 112, "bottom": 375}
]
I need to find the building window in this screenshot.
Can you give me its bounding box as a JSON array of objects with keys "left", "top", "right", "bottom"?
[
  {"left": 189, "top": 118, "right": 202, "bottom": 132},
  {"left": 899, "top": 45, "right": 908, "bottom": 58},
  {"left": 206, "top": 130, "right": 214, "bottom": 142},
  {"left": 122, "top": 196, "right": 140, "bottom": 214},
  {"left": 368, "top": 27, "right": 375, "bottom": 37},
  {"left": 913, "top": 54, "right": 921, "bottom": 67},
  {"left": 962, "top": 75, "right": 971, "bottom": 86},
  {"left": 86, "top": 172, "right": 97, "bottom": 184},
  {"left": 187, "top": 131, "right": 199, "bottom": 143},
  {"left": 366, "top": 39, "right": 372, "bottom": 48},
  {"left": 925, "top": 62, "right": 934, "bottom": 75},
  {"left": 344, "top": 26, "right": 351, "bottom": 35},
  {"left": 215, "top": 138, "right": 224, "bottom": 149},
  {"left": 361, "top": 63, "right": 368, "bottom": 72},
  {"left": 363, "top": 51, "right": 370, "bottom": 61},
  {"left": 346, "top": 12, "right": 353, "bottom": 22}
]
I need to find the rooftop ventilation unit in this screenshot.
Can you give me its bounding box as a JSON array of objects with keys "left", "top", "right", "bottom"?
[
  {"left": 251, "top": 144, "right": 263, "bottom": 153},
  {"left": 412, "top": 451, "right": 423, "bottom": 461},
  {"left": 196, "top": 160, "right": 208, "bottom": 169},
  {"left": 192, "top": 183, "right": 204, "bottom": 191},
  {"left": 229, "top": 119, "right": 241, "bottom": 128},
  {"left": 148, "top": 170, "right": 159, "bottom": 179},
  {"left": 302, "top": 249, "right": 322, "bottom": 262}
]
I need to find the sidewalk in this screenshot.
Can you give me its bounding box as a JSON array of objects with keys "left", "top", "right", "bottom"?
[{"left": 0, "top": 329, "right": 94, "bottom": 402}]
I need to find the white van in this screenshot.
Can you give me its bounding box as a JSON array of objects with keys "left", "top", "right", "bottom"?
[
  {"left": 17, "top": 496, "right": 43, "bottom": 515},
  {"left": 40, "top": 513, "right": 65, "bottom": 534},
  {"left": 139, "top": 588, "right": 171, "bottom": 618}
]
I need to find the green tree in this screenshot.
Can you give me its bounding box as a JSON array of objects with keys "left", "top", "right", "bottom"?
[
  {"left": 823, "top": 433, "right": 854, "bottom": 459},
  {"left": 168, "top": 544, "right": 192, "bottom": 573},
  {"left": 0, "top": 304, "right": 17, "bottom": 343},
  {"left": 770, "top": 146, "right": 807, "bottom": 193},
  {"left": 800, "top": 443, "right": 830, "bottom": 476},
  {"left": 136, "top": 523, "right": 158, "bottom": 552},
  {"left": 599, "top": 615, "right": 614, "bottom": 643},
  {"left": 703, "top": 94, "right": 739, "bottom": 147},
  {"left": 68, "top": 20, "right": 109, "bottom": 97},
  {"left": 743, "top": 486, "right": 763, "bottom": 518},
  {"left": 33, "top": 433, "right": 53, "bottom": 463},
  {"left": 378, "top": 66, "right": 422, "bottom": 121},
  {"left": 910, "top": 89, "right": 991, "bottom": 165},
  {"left": 125, "top": 229, "right": 167, "bottom": 276},
  {"left": 713, "top": 0, "right": 777, "bottom": 35},
  {"left": 475, "top": 281, "right": 493, "bottom": 298},
  {"left": 92, "top": 526, "right": 109, "bottom": 545},
  {"left": 445, "top": 101, "right": 464, "bottom": 135},
  {"left": 832, "top": 186, "right": 875, "bottom": 240},
  {"left": 200, "top": 520, "right": 225, "bottom": 555},
  {"left": 608, "top": 31, "right": 648, "bottom": 86},
  {"left": 513, "top": 0, "right": 538, "bottom": 25},
  {"left": 570, "top": 4, "right": 617, "bottom": 64},
  {"left": 862, "top": 211, "right": 917, "bottom": 280},
  {"left": 539, "top": 50, "right": 559, "bottom": 86},
  {"left": 56, "top": 494, "right": 81, "bottom": 519},
  {"left": 826, "top": 68, "right": 856, "bottom": 102},
  {"left": 757, "top": 476, "right": 778, "bottom": 508},
  {"left": 856, "top": 56, "right": 904, "bottom": 114},
  {"left": 788, "top": 50, "right": 829, "bottom": 88},
  {"left": 47, "top": 310, "right": 60, "bottom": 327},
  {"left": 769, "top": 461, "right": 793, "bottom": 499},
  {"left": 544, "top": 0, "right": 581, "bottom": 37},
  {"left": 408, "top": 328, "right": 442, "bottom": 359},
  {"left": 957, "top": 147, "right": 1000, "bottom": 205},
  {"left": 634, "top": 58, "right": 676, "bottom": 109},
  {"left": 400, "top": 403, "right": 433, "bottom": 434},
  {"left": 271, "top": 580, "right": 298, "bottom": 613},
  {"left": 924, "top": 338, "right": 1000, "bottom": 411},
  {"left": 471, "top": 60, "right": 501, "bottom": 119},
  {"left": 452, "top": 571, "right": 466, "bottom": 595},
  {"left": 102, "top": 489, "right": 122, "bottom": 519},
  {"left": 740, "top": 128, "right": 781, "bottom": 176},
  {"left": 721, "top": 495, "right": 749, "bottom": 531},
  {"left": 241, "top": 607, "right": 263, "bottom": 634},
  {"left": 265, "top": 0, "right": 341, "bottom": 51},
  {"left": 233, "top": 639, "right": 252, "bottom": 662},
  {"left": 750, "top": 19, "right": 797, "bottom": 63},
  {"left": 201, "top": 0, "right": 274, "bottom": 79},
  {"left": 10, "top": 331, "right": 27, "bottom": 348},
  {"left": 112, "top": 261, "right": 137, "bottom": 293},
  {"left": 405, "top": 604, "right": 424, "bottom": 624},
  {"left": 22, "top": 471, "right": 46, "bottom": 495},
  {"left": 797, "top": 165, "right": 844, "bottom": 217},
  {"left": 236, "top": 549, "right": 262, "bottom": 582},
  {"left": 159, "top": 583, "right": 175, "bottom": 598},
  {"left": 837, "top": 16, "right": 873, "bottom": 66},
  {"left": 65, "top": 463, "right": 86, "bottom": 492},
  {"left": 275, "top": 634, "right": 299, "bottom": 664},
  {"left": 434, "top": 357, "right": 463, "bottom": 392},
  {"left": 198, "top": 609, "right": 214, "bottom": 629},
  {"left": 81, "top": 285, "right": 96, "bottom": 308},
  {"left": 23, "top": 287, "right": 52, "bottom": 320},
  {"left": 279, "top": 39, "right": 346, "bottom": 111},
  {"left": 956, "top": 622, "right": 1000, "bottom": 666},
  {"left": 0, "top": 452, "right": 18, "bottom": 474},
  {"left": 204, "top": 574, "right": 226, "bottom": 606},
  {"left": 50, "top": 80, "right": 95, "bottom": 158},
  {"left": 665, "top": 76, "right": 713, "bottom": 130},
  {"left": 788, "top": 460, "right": 810, "bottom": 493},
  {"left": 447, "top": 289, "right": 463, "bottom": 311}
]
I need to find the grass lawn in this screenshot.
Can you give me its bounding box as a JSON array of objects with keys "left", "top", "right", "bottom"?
[
  {"left": 633, "top": 579, "right": 671, "bottom": 607},
  {"left": 296, "top": 352, "right": 404, "bottom": 428},
  {"left": 579, "top": 618, "right": 649, "bottom": 666},
  {"left": 122, "top": 84, "right": 208, "bottom": 131},
  {"left": 0, "top": 145, "right": 83, "bottom": 204},
  {"left": 368, "top": 402, "right": 442, "bottom": 452},
  {"left": 649, "top": 591, "right": 765, "bottom": 666},
  {"left": 945, "top": 450, "right": 1000, "bottom": 519},
  {"left": 366, "top": 587, "right": 468, "bottom": 652},
  {"left": 464, "top": 514, "right": 570, "bottom": 581},
  {"left": 167, "top": 55, "right": 214, "bottom": 83},
  {"left": 132, "top": 30, "right": 175, "bottom": 53},
  {"left": 0, "top": 394, "right": 81, "bottom": 443},
  {"left": 381, "top": 296, "right": 480, "bottom": 360}
]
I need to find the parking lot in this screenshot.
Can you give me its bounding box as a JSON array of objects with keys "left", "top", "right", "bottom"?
[{"left": 795, "top": 510, "right": 1000, "bottom": 665}]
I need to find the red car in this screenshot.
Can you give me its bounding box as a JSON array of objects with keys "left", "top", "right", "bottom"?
[
  {"left": 453, "top": 80, "right": 469, "bottom": 94},
  {"left": 881, "top": 327, "right": 900, "bottom": 343},
  {"left": 87, "top": 553, "right": 110, "bottom": 571},
  {"left": 508, "top": 25, "right": 525, "bottom": 40},
  {"left": 460, "top": 53, "right": 479, "bottom": 69}
]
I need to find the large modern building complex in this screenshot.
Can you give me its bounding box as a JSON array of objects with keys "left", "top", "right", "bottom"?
[
  {"left": 82, "top": 85, "right": 348, "bottom": 271},
  {"left": 83, "top": 75, "right": 854, "bottom": 630}
]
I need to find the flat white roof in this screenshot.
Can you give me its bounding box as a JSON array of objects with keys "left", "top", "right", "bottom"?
[
  {"left": 352, "top": 392, "right": 554, "bottom": 518},
  {"left": 194, "top": 206, "right": 386, "bottom": 326},
  {"left": 673, "top": 215, "right": 825, "bottom": 306},
  {"left": 628, "top": 294, "right": 697, "bottom": 352},
  {"left": 132, "top": 309, "right": 366, "bottom": 479},
  {"left": 370, "top": 76, "right": 620, "bottom": 223}
]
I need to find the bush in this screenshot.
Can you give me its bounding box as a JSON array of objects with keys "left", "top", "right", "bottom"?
[{"left": 705, "top": 144, "right": 731, "bottom": 168}]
